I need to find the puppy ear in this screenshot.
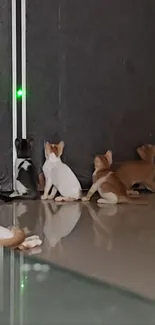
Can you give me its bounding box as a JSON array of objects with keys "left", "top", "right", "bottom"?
[
  {"left": 43, "top": 141, "right": 49, "bottom": 149},
  {"left": 94, "top": 156, "right": 102, "bottom": 169},
  {"left": 27, "top": 138, "right": 34, "bottom": 149},
  {"left": 104, "top": 150, "right": 112, "bottom": 166},
  {"left": 15, "top": 138, "right": 21, "bottom": 149},
  {"left": 44, "top": 142, "right": 49, "bottom": 159},
  {"left": 137, "top": 146, "right": 146, "bottom": 160},
  {"left": 57, "top": 141, "right": 64, "bottom": 156}
]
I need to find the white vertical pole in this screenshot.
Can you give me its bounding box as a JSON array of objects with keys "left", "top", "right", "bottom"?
[
  {"left": 12, "top": 0, "right": 17, "bottom": 190},
  {"left": 11, "top": 10, "right": 16, "bottom": 323},
  {"left": 21, "top": 0, "right": 26, "bottom": 138}
]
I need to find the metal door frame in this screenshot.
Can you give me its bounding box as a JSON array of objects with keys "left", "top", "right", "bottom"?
[{"left": 11, "top": 0, "right": 26, "bottom": 189}]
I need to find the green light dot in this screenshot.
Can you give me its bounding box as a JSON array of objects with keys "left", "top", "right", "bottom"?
[{"left": 17, "top": 89, "right": 23, "bottom": 98}]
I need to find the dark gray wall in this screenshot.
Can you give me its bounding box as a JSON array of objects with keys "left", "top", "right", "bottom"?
[
  {"left": 0, "top": 0, "right": 12, "bottom": 191},
  {"left": 27, "top": 0, "right": 155, "bottom": 188},
  {"left": 26, "top": 0, "right": 59, "bottom": 172}
]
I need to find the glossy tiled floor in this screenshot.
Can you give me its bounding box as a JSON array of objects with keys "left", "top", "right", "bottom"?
[{"left": 0, "top": 194, "right": 155, "bottom": 300}]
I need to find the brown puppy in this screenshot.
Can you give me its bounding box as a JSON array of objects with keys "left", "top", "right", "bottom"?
[
  {"left": 116, "top": 144, "right": 155, "bottom": 193},
  {"left": 82, "top": 151, "right": 147, "bottom": 204}
]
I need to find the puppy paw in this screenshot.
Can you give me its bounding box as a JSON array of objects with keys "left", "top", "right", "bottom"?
[
  {"left": 41, "top": 195, "right": 48, "bottom": 200},
  {"left": 126, "top": 190, "right": 140, "bottom": 197},
  {"left": 55, "top": 196, "right": 63, "bottom": 202},
  {"left": 81, "top": 196, "right": 90, "bottom": 202}
]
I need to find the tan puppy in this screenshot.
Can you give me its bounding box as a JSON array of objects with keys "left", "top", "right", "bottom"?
[
  {"left": 116, "top": 144, "right": 155, "bottom": 193},
  {"left": 82, "top": 151, "right": 147, "bottom": 204}
]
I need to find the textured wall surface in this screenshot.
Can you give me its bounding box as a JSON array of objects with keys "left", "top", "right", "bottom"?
[
  {"left": 0, "top": 0, "right": 12, "bottom": 191},
  {"left": 27, "top": 0, "right": 155, "bottom": 188}
]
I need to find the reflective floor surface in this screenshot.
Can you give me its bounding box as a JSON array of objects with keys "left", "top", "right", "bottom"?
[
  {"left": 0, "top": 194, "right": 155, "bottom": 300},
  {"left": 1, "top": 248, "right": 155, "bottom": 325}
]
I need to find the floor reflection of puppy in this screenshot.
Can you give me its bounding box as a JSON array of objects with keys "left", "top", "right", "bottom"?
[
  {"left": 0, "top": 202, "right": 29, "bottom": 229},
  {"left": 15, "top": 201, "right": 45, "bottom": 244},
  {"left": 43, "top": 202, "right": 81, "bottom": 249},
  {"left": 83, "top": 202, "right": 118, "bottom": 249}
]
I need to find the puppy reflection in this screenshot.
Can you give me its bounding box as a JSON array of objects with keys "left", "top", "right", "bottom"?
[
  {"left": 83, "top": 202, "right": 118, "bottom": 249},
  {"left": 43, "top": 202, "right": 81, "bottom": 249}
]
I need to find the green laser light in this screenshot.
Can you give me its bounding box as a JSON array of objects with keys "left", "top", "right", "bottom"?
[{"left": 17, "top": 89, "right": 23, "bottom": 98}]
